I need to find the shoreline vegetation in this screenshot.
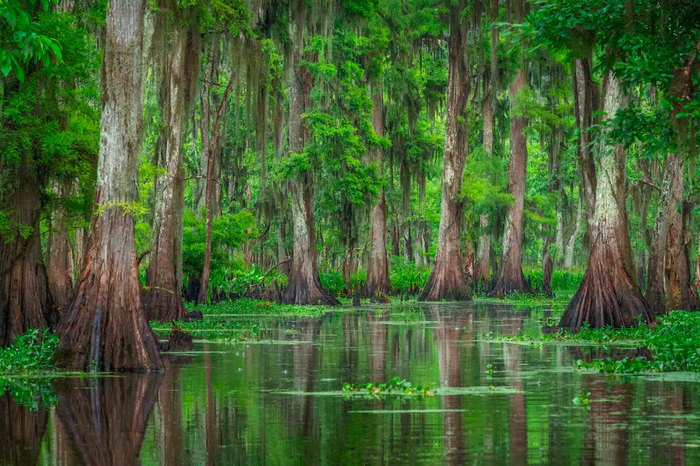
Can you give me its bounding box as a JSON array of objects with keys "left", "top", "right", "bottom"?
[{"left": 3, "top": 286, "right": 699, "bottom": 410}]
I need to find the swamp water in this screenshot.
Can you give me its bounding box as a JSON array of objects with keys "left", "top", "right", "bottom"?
[{"left": 4, "top": 302, "right": 700, "bottom": 465}]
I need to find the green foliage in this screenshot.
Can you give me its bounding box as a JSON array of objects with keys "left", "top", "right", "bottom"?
[
  {"left": 319, "top": 271, "right": 349, "bottom": 296},
  {"left": 342, "top": 377, "right": 435, "bottom": 399},
  {"left": 0, "top": 0, "right": 63, "bottom": 81},
  {"left": 182, "top": 209, "right": 256, "bottom": 287},
  {"left": 578, "top": 312, "right": 700, "bottom": 373},
  {"left": 0, "top": 329, "right": 58, "bottom": 376},
  {"left": 1, "top": 2, "right": 99, "bottom": 249},
  {"left": 215, "top": 265, "right": 287, "bottom": 297},
  {"left": 186, "top": 298, "right": 327, "bottom": 317},
  {"left": 152, "top": 319, "right": 263, "bottom": 343},
  {"left": 390, "top": 257, "right": 430, "bottom": 295},
  {"left": 524, "top": 269, "right": 584, "bottom": 293},
  {"left": 462, "top": 146, "right": 511, "bottom": 212},
  {"left": 0, "top": 377, "right": 57, "bottom": 410},
  {"left": 0, "top": 328, "right": 59, "bottom": 409},
  {"left": 491, "top": 320, "right": 650, "bottom": 346},
  {"left": 151, "top": 299, "right": 328, "bottom": 342},
  {"left": 572, "top": 391, "right": 591, "bottom": 407}
]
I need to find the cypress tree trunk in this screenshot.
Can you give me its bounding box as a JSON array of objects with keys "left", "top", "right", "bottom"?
[
  {"left": 56, "top": 0, "right": 162, "bottom": 371},
  {"left": 663, "top": 65, "right": 698, "bottom": 312},
  {"left": 420, "top": 0, "right": 471, "bottom": 302},
  {"left": 559, "top": 73, "right": 654, "bottom": 331},
  {"left": 646, "top": 154, "right": 680, "bottom": 313},
  {"left": 74, "top": 226, "right": 87, "bottom": 277},
  {"left": 542, "top": 238, "right": 554, "bottom": 298},
  {"left": 364, "top": 86, "right": 392, "bottom": 301},
  {"left": 283, "top": 0, "right": 338, "bottom": 305},
  {"left": 665, "top": 198, "right": 697, "bottom": 311},
  {"left": 563, "top": 192, "right": 582, "bottom": 270},
  {"left": 490, "top": 65, "right": 532, "bottom": 297},
  {"left": 47, "top": 183, "right": 75, "bottom": 315},
  {"left": 474, "top": 214, "right": 491, "bottom": 283},
  {"left": 474, "top": 0, "right": 499, "bottom": 284},
  {"left": 144, "top": 23, "right": 191, "bottom": 321},
  {"left": 0, "top": 157, "right": 55, "bottom": 347},
  {"left": 573, "top": 54, "right": 598, "bottom": 232},
  {"left": 340, "top": 198, "right": 357, "bottom": 291}
]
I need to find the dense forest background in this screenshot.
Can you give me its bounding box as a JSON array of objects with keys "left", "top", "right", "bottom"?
[{"left": 1, "top": 0, "right": 700, "bottom": 370}]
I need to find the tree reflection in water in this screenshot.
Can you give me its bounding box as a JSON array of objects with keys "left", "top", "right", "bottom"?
[
  {"left": 431, "top": 306, "right": 469, "bottom": 466},
  {"left": 55, "top": 374, "right": 161, "bottom": 466},
  {"left": 0, "top": 392, "right": 47, "bottom": 465},
  {"left": 4, "top": 306, "right": 700, "bottom": 465}
]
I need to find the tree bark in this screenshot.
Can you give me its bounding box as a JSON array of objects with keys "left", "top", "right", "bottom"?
[
  {"left": 563, "top": 192, "right": 582, "bottom": 270},
  {"left": 665, "top": 198, "right": 697, "bottom": 311},
  {"left": 490, "top": 65, "right": 532, "bottom": 297},
  {"left": 419, "top": 0, "right": 471, "bottom": 301},
  {"left": 663, "top": 63, "right": 699, "bottom": 312},
  {"left": 144, "top": 23, "right": 190, "bottom": 321},
  {"left": 56, "top": 0, "right": 162, "bottom": 371},
  {"left": 694, "top": 235, "right": 700, "bottom": 293},
  {"left": 646, "top": 154, "right": 680, "bottom": 313},
  {"left": 364, "top": 85, "right": 392, "bottom": 301},
  {"left": 0, "top": 157, "right": 55, "bottom": 347},
  {"left": 559, "top": 72, "right": 654, "bottom": 331},
  {"left": 474, "top": 214, "right": 491, "bottom": 283},
  {"left": 340, "top": 197, "right": 357, "bottom": 291},
  {"left": 573, "top": 54, "right": 598, "bottom": 233},
  {"left": 47, "top": 183, "right": 75, "bottom": 315},
  {"left": 283, "top": 1, "right": 338, "bottom": 305},
  {"left": 474, "top": 0, "right": 499, "bottom": 284},
  {"left": 73, "top": 226, "right": 87, "bottom": 277},
  {"left": 542, "top": 237, "right": 553, "bottom": 298}
]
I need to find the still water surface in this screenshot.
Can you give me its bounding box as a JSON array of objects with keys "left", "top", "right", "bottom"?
[{"left": 5, "top": 302, "right": 700, "bottom": 465}]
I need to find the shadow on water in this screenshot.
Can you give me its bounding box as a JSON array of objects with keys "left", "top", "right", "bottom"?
[{"left": 3, "top": 302, "right": 700, "bottom": 465}]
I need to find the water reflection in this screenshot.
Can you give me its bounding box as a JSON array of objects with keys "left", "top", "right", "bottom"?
[
  {"left": 0, "top": 392, "right": 47, "bottom": 465},
  {"left": 432, "top": 306, "right": 468, "bottom": 465},
  {"left": 581, "top": 377, "right": 633, "bottom": 466},
  {"left": 2, "top": 303, "right": 699, "bottom": 465},
  {"left": 54, "top": 374, "right": 161, "bottom": 465}
]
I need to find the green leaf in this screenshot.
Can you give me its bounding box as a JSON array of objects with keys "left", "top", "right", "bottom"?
[{"left": 0, "top": 58, "right": 10, "bottom": 77}]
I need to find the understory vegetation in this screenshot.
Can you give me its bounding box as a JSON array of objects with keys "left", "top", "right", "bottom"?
[
  {"left": 491, "top": 310, "right": 700, "bottom": 374},
  {"left": 2, "top": 0, "right": 700, "bottom": 374}
]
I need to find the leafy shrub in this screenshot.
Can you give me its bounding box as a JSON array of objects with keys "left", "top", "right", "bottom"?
[
  {"left": 0, "top": 329, "right": 58, "bottom": 375},
  {"left": 576, "top": 311, "right": 700, "bottom": 373},
  {"left": 390, "top": 257, "right": 430, "bottom": 295},
  {"left": 0, "top": 329, "right": 60, "bottom": 409},
  {"left": 319, "top": 271, "right": 347, "bottom": 296},
  {"left": 524, "top": 269, "right": 584, "bottom": 293},
  {"left": 645, "top": 311, "right": 700, "bottom": 371},
  {"left": 182, "top": 209, "right": 256, "bottom": 296},
  {"left": 212, "top": 265, "right": 287, "bottom": 296}
]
